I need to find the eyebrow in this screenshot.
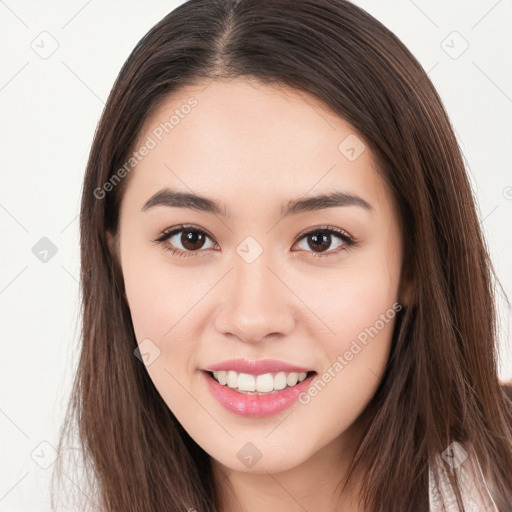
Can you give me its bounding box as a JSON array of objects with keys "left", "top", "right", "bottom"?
[{"left": 141, "top": 187, "right": 373, "bottom": 217}]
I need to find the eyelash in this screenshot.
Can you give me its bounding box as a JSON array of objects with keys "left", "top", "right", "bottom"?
[{"left": 152, "top": 224, "right": 358, "bottom": 259}]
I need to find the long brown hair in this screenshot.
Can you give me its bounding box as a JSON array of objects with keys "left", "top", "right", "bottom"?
[{"left": 51, "top": 0, "right": 512, "bottom": 510}]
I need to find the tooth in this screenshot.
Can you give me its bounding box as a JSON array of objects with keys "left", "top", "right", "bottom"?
[
  {"left": 256, "top": 373, "right": 274, "bottom": 392},
  {"left": 286, "top": 372, "right": 299, "bottom": 386},
  {"left": 213, "top": 370, "right": 311, "bottom": 390},
  {"left": 238, "top": 373, "right": 256, "bottom": 391},
  {"left": 213, "top": 370, "right": 227, "bottom": 385},
  {"left": 227, "top": 370, "right": 239, "bottom": 388},
  {"left": 274, "top": 372, "right": 287, "bottom": 390}
]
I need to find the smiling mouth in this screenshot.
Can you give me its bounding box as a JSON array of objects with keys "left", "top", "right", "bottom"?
[{"left": 204, "top": 370, "right": 317, "bottom": 395}]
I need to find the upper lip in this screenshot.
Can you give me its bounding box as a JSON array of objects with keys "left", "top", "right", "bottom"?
[{"left": 202, "top": 358, "right": 314, "bottom": 375}]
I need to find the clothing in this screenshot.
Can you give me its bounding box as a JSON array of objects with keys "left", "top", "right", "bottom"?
[{"left": 428, "top": 442, "right": 500, "bottom": 511}]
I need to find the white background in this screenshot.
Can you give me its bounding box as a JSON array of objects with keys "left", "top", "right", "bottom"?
[{"left": 1, "top": 0, "right": 511, "bottom": 510}]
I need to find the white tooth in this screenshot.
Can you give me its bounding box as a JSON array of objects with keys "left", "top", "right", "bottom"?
[
  {"left": 214, "top": 370, "right": 309, "bottom": 391},
  {"left": 256, "top": 373, "right": 275, "bottom": 392},
  {"left": 286, "top": 372, "right": 299, "bottom": 386},
  {"left": 213, "top": 371, "right": 227, "bottom": 385},
  {"left": 274, "top": 372, "right": 287, "bottom": 390},
  {"left": 238, "top": 373, "right": 256, "bottom": 391},
  {"left": 227, "top": 370, "right": 239, "bottom": 388}
]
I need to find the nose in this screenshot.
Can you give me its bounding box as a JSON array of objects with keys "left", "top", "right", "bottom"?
[{"left": 214, "top": 252, "right": 296, "bottom": 343}]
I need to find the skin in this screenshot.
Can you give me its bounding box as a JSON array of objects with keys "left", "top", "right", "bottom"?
[{"left": 108, "top": 77, "right": 411, "bottom": 511}]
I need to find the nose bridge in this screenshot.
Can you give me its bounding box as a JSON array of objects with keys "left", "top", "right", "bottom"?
[
  {"left": 234, "top": 250, "right": 274, "bottom": 308},
  {"left": 214, "top": 246, "right": 295, "bottom": 342}
]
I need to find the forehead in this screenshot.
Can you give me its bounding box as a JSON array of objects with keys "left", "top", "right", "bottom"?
[{"left": 123, "top": 77, "right": 394, "bottom": 219}]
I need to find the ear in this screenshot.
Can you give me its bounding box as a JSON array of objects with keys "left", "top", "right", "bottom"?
[
  {"left": 399, "top": 273, "right": 413, "bottom": 308},
  {"left": 106, "top": 230, "right": 129, "bottom": 305},
  {"left": 106, "top": 230, "right": 115, "bottom": 255}
]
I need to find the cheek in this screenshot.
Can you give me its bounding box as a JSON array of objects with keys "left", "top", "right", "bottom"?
[
  {"left": 301, "top": 259, "right": 399, "bottom": 352},
  {"left": 122, "top": 253, "right": 217, "bottom": 399},
  {"left": 123, "top": 257, "right": 206, "bottom": 414},
  {"left": 332, "top": 277, "right": 398, "bottom": 350},
  {"left": 122, "top": 247, "right": 203, "bottom": 340},
  {"left": 296, "top": 255, "right": 399, "bottom": 412}
]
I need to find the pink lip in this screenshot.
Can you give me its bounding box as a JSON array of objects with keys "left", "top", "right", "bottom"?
[
  {"left": 201, "top": 370, "right": 316, "bottom": 417},
  {"left": 202, "top": 357, "right": 314, "bottom": 375}
]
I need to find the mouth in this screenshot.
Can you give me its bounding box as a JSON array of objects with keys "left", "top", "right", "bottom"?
[
  {"left": 202, "top": 369, "right": 317, "bottom": 417},
  {"left": 203, "top": 369, "right": 317, "bottom": 395}
]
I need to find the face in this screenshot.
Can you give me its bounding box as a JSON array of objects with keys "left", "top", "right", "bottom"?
[{"left": 109, "top": 77, "right": 408, "bottom": 477}]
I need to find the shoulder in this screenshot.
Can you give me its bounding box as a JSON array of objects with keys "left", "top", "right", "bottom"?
[
  {"left": 428, "top": 441, "right": 500, "bottom": 512},
  {"left": 500, "top": 379, "right": 512, "bottom": 401},
  {"left": 500, "top": 379, "right": 512, "bottom": 435}
]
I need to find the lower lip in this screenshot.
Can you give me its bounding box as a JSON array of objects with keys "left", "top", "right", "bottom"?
[{"left": 202, "top": 371, "right": 316, "bottom": 418}]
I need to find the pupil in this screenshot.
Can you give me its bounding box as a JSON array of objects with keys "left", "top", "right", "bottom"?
[
  {"left": 309, "top": 233, "right": 330, "bottom": 252},
  {"left": 182, "top": 231, "right": 204, "bottom": 250}
]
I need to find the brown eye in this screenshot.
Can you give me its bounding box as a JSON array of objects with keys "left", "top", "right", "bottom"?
[
  {"left": 306, "top": 232, "right": 332, "bottom": 252},
  {"left": 155, "top": 225, "right": 217, "bottom": 258},
  {"left": 294, "top": 227, "right": 356, "bottom": 257},
  {"left": 154, "top": 224, "right": 357, "bottom": 259},
  {"left": 179, "top": 230, "right": 208, "bottom": 251}
]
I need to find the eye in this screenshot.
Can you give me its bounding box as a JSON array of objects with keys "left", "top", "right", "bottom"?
[
  {"left": 292, "top": 226, "right": 357, "bottom": 258},
  {"left": 153, "top": 224, "right": 358, "bottom": 259},
  {"left": 153, "top": 224, "right": 218, "bottom": 258}
]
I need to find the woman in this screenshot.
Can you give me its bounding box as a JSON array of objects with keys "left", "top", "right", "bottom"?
[{"left": 51, "top": 0, "right": 512, "bottom": 510}]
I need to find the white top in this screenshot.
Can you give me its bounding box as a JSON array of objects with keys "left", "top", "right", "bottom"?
[{"left": 428, "top": 441, "right": 500, "bottom": 511}]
